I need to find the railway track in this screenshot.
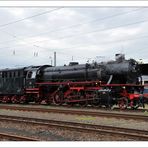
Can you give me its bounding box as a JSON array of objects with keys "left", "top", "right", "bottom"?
[
  {"left": 0, "top": 114, "right": 148, "bottom": 140},
  {"left": 0, "top": 132, "right": 38, "bottom": 141},
  {"left": 0, "top": 105, "right": 148, "bottom": 121},
  {"left": 17, "top": 103, "right": 148, "bottom": 113}
]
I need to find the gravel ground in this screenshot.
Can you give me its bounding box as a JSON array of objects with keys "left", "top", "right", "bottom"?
[
  {"left": 0, "top": 109, "right": 148, "bottom": 131},
  {"left": 0, "top": 104, "right": 148, "bottom": 141},
  {"left": 0, "top": 121, "right": 136, "bottom": 141}
]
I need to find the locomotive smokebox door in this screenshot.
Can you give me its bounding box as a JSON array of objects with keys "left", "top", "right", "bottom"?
[{"left": 98, "top": 89, "right": 112, "bottom": 108}]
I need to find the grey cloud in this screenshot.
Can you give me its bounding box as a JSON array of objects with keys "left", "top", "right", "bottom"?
[{"left": 0, "top": 7, "right": 148, "bottom": 68}]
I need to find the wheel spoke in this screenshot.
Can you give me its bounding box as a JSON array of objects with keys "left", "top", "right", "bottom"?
[{"left": 53, "top": 91, "right": 63, "bottom": 105}]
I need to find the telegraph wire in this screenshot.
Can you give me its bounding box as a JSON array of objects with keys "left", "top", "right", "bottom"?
[
  {"left": 0, "top": 8, "right": 148, "bottom": 61},
  {"left": 15, "top": 17, "right": 148, "bottom": 45},
  {"left": 2, "top": 14, "right": 148, "bottom": 50},
  {"left": 1, "top": 31, "right": 148, "bottom": 56},
  {"left": 0, "top": 7, "right": 63, "bottom": 28},
  {"left": 16, "top": 8, "right": 142, "bottom": 38},
  {"left": 0, "top": 8, "right": 143, "bottom": 46}
]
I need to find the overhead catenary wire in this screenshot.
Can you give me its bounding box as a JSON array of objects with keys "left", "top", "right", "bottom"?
[
  {"left": 0, "top": 7, "right": 66, "bottom": 57},
  {"left": 0, "top": 8, "right": 143, "bottom": 46},
  {"left": 1, "top": 12, "right": 148, "bottom": 51},
  {"left": 0, "top": 25, "right": 148, "bottom": 60},
  {"left": 0, "top": 9, "right": 147, "bottom": 61},
  {"left": 0, "top": 8, "right": 148, "bottom": 64},
  {"left": 13, "top": 8, "right": 143, "bottom": 38},
  {"left": 2, "top": 16, "right": 148, "bottom": 49},
  {"left": 0, "top": 7, "right": 63, "bottom": 28},
  {"left": 0, "top": 7, "right": 64, "bottom": 58}
]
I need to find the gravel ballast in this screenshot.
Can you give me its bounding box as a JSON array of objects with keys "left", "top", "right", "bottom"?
[{"left": 0, "top": 108, "right": 148, "bottom": 131}]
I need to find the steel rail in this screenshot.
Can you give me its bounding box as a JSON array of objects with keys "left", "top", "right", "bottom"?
[
  {"left": 0, "top": 105, "right": 148, "bottom": 121},
  {"left": 0, "top": 115, "right": 148, "bottom": 140},
  {"left": 0, "top": 132, "right": 39, "bottom": 141},
  {"left": 29, "top": 103, "right": 148, "bottom": 113}
]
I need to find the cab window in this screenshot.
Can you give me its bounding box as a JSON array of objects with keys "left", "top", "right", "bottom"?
[
  {"left": 32, "top": 71, "right": 36, "bottom": 78},
  {"left": 27, "top": 71, "right": 32, "bottom": 78},
  {"left": 27, "top": 71, "right": 36, "bottom": 79}
]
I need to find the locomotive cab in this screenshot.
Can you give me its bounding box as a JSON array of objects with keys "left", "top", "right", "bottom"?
[
  {"left": 26, "top": 70, "right": 36, "bottom": 88},
  {"left": 25, "top": 66, "right": 41, "bottom": 88},
  {"left": 25, "top": 65, "right": 51, "bottom": 88}
]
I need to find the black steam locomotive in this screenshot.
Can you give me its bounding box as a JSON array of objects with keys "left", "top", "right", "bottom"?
[{"left": 0, "top": 54, "right": 145, "bottom": 109}]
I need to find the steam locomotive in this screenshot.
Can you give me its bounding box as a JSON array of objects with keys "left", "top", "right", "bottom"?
[{"left": 0, "top": 54, "right": 145, "bottom": 109}]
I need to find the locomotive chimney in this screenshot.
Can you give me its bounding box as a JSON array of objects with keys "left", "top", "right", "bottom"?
[
  {"left": 54, "top": 52, "right": 56, "bottom": 67},
  {"left": 115, "top": 53, "right": 125, "bottom": 62}
]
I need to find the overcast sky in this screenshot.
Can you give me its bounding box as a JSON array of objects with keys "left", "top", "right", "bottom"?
[{"left": 0, "top": 7, "right": 148, "bottom": 68}]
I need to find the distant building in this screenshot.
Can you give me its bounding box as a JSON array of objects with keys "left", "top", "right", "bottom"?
[
  {"left": 142, "top": 75, "right": 148, "bottom": 85},
  {"left": 139, "top": 63, "right": 148, "bottom": 85}
]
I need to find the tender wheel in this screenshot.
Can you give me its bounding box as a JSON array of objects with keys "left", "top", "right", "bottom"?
[
  {"left": 53, "top": 91, "right": 64, "bottom": 105},
  {"left": 118, "top": 97, "right": 128, "bottom": 109},
  {"left": 20, "top": 95, "right": 28, "bottom": 104},
  {"left": 2, "top": 96, "right": 11, "bottom": 103},
  {"left": 11, "top": 96, "right": 18, "bottom": 104}
]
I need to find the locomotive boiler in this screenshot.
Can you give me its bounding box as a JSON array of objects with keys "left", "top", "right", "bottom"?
[
  {"left": 0, "top": 54, "right": 144, "bottom": 109},
  {"left": 41, "top": 56, "right": 140, "bottom": 84}
]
